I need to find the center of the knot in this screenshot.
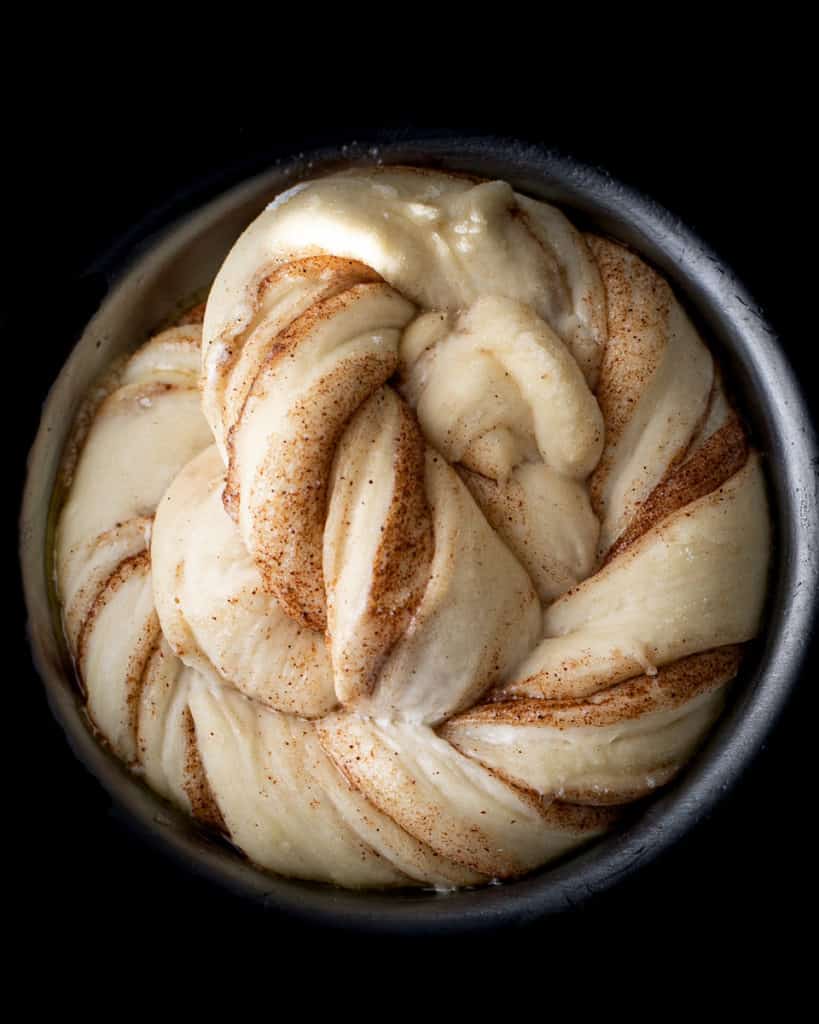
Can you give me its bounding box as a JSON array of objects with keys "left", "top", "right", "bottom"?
[{"left": 398, "top": 295, "right": 603, "bottom": 602}]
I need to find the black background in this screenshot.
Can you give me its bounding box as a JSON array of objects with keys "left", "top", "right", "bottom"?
[{"left": 7, "top": 74, "right": 816, "bottom": 970}]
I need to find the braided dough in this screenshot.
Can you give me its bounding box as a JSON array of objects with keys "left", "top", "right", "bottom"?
[{"left": 55, "top": 167, "right": 770, "bottom": 888}]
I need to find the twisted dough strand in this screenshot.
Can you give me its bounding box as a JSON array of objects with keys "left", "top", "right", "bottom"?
[{"left": 55, "top": 325, "right": 221, "bottom": 823}]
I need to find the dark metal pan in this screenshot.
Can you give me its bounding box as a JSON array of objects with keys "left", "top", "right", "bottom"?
[{"left": 20, "top": 138, "right": 819, "bottom": 933}]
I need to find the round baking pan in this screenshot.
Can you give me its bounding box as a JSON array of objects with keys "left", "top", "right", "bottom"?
[{"left": 20, "top": 137, "right": 819, "bottom": 933}]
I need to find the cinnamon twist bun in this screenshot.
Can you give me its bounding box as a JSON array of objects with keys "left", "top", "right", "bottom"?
[{"left": 55, "top": 167, "right": 771, "bottom": 888}]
